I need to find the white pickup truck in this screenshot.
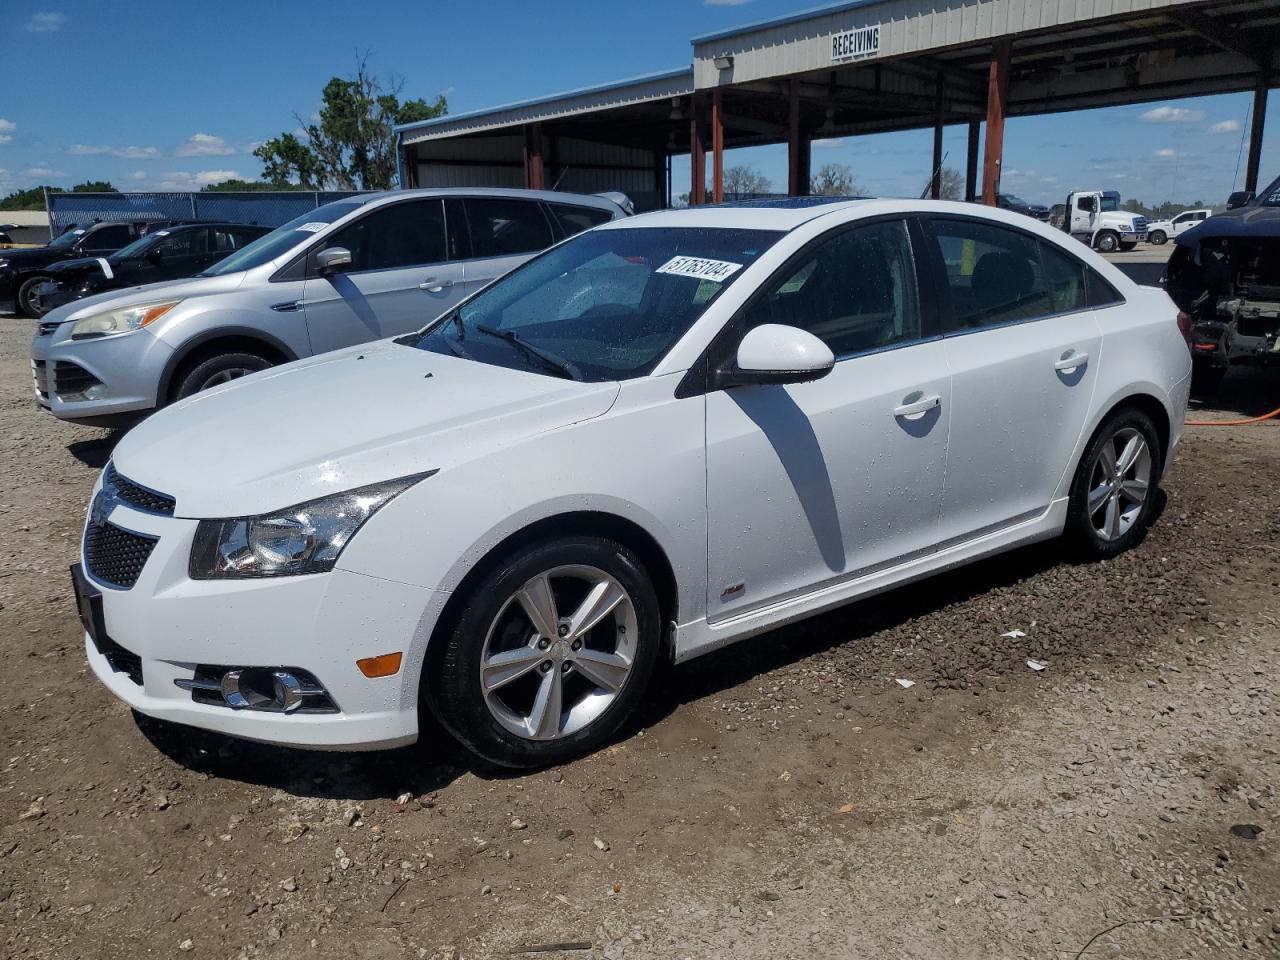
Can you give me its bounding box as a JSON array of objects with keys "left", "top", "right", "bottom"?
[
  {"left": 1063, "top": 190, "right": 1148, "bottom": 253},
  {"left": 1144, "top": 208, "right": 1212, "bottom": 245}
]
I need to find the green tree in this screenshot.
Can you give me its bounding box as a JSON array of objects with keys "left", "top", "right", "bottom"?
[
  {"left": 0, "top": 185, "right": 56, "bottom": 210},
  {"left": 201, "top": 178, "right": 308, "bottom": 193},
  {"left": 256, "top": 55, "right": 448, "bottom": 190},
  {"left": 70, "top": 180, "right": 117, "bottom": 193},
  {"left": 810, "top": 163, "right": 864, "bottom": 196}
]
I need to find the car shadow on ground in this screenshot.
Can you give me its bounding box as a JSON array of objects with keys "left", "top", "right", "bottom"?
[
  {"left": 67, "top": 429, "right": 123, "bottom": 469},
  {"left": 1190, "top": 365, "right": 1280, "bottom": 420},
  {"left": 137, "top": 495, "right": 1167, "bottom": 802}
]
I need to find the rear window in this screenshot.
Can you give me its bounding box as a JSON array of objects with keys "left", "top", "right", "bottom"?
[{"left": 550, "top": 202, "right": 613, "bottom": 238}]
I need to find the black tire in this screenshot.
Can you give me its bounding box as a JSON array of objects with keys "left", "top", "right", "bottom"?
[
  {"left": 1191, "top": 360, "right": 1228, "bottom": 394},
  {"left": 16, "top": 275, "right": 51, "bottom": 318},
  {"left": 1095, "top": 231, "right": 1120, "bottom": 254},
  {"left": 171, "top": 351, "right": 272, "bottom": 401},
  {"left": 1065, "top": 407, "right": 1163, "bottom": 559},
  {"left": 425, "top": 536, "right": 661, "bottom": 768},
  {"left": 1148, "top": 230, "right": 1168, "bottom": 246}
]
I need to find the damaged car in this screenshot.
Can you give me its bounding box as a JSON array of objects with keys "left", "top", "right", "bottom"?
[{"left": 1164, "top": 175, "right": 1280, "bottom": 391}]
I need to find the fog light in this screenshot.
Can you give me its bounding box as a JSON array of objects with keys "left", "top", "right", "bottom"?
[{"left": 175, "top": 665, "right": 338, "bottom": 713}]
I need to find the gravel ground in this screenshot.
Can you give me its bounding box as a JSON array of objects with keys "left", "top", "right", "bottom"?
[{"left": 1, "top": 314, "right": 1278, "bottom": 960}]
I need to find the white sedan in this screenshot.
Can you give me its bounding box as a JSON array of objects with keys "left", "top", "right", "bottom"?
[{"left": 72, "top": 199, "right": 1192, "bottom": 768}]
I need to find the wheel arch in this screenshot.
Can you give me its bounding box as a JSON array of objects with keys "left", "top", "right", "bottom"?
[
  {"left": 1077, "top": 389, "right": 1173, "bottom": 480},
  {"left": 159, "top": 328, "right": 298, "bottom": 403},
  {"left": 422, "top": 510, "right": 681, "bottom": 683}
]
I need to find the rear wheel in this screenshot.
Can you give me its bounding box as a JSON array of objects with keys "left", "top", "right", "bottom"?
[
  {"left": 1065, "top": 408, "right": 1162, "bottom": 559},
  {"left": 426, "top": 536, "right": 661, "bottom": 768},
  {"left": 1148, "top": 229, "right": 1168, "bottom": 245},
  {"left": 171, "top": 351, "right": 272, "bottom": 401},
  {"left": 16, "top": 275, "right": 51, "bottom": 318},
  {"left": 1094, "top": 231, "right": 1120, "bottom": 254}
]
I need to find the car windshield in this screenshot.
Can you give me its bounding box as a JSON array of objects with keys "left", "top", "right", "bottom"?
[
  {"left": 404, "top": 226, "right": 782, "bottom": 382},
  {"left": 1100, "top": 196, "right": 1120, "bottom": 212},
  {"left": 199, "top": 201, "right": 365, "bottom": 276},
  {"left": 48, "top": 229, "right": 85, "bottom": 250},
  {"left": 111, "top": 233, "right": 162, "bottom": 259},
  {"left": 1259, "top": 176, "right": 1280, "bottom": 206}
]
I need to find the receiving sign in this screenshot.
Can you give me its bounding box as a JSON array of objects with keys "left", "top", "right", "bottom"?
[{"left": 830, "top": 24, "right": 881, "bottom": 62}]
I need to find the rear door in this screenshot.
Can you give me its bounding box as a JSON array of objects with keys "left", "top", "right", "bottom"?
[
  {"left": 457, "top": 196, "right": 558, "bottom": 297},
  {"left": 301, "top": 198, "right": 464, "bottom": 354},
  {"left": 154, "top": 228, "right": 215, "bottom": 280},
  {"left": 924, "top": 216, "right": 1102, "bottom": 544}
]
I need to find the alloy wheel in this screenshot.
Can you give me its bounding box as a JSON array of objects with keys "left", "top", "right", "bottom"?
[
  {"left": 1087, "top": 426, "right": 1152, "bottom": 541},
  {"left": 200, "top": 367, "right": 256, "bottom": 390},
  {"left": 479, "top": 564, "right": 638, "bottom": 741}
]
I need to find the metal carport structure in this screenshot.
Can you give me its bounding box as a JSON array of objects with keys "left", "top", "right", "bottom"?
[{"left": 395, "top": 0, "right": 1280, "bottom": 209}]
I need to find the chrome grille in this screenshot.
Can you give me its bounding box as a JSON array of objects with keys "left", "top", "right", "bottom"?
[{"left": 84, "top": 518, "right": 157, "bottom": 589}]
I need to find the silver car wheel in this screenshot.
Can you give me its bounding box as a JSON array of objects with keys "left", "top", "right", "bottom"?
[
  {"left": 200, "top": 367, "right": 256, "bottom": 390},
  {"left": 1087, "top": 426, "right": 1152, "bottom": 541},
  {"left": 480, "top": 564, "right": 638, "bottom": 741}
]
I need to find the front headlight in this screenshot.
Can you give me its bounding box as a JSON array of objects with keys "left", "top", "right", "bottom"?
[
  {"left": 70, "top": 299, "right": 181, "bottom": 340},
  {"left": 188, "top": 472, "right": 434, "bottom": 580}
]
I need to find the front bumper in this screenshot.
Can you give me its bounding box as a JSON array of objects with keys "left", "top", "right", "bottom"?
[
  {"left": 1118, "top": 231, "right": 1148, "bottom": 242},
  {"left": 80, "top": 495, "right": 438, "bottom": 750},
  {"left": 31, "top": 324, "right": 171, "bottom": 426}
]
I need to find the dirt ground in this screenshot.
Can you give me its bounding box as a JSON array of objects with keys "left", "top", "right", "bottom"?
[{"left": 1, "top": 313, "right": 1278, "bottom": 960}]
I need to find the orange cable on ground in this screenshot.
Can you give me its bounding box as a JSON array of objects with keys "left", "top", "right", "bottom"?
[{"left": 1185, "top": 405, "right": 1280, "bottom": 426}]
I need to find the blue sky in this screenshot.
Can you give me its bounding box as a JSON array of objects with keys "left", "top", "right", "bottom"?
[{"left": 1, "top": 0, "right": 1276, "bottom": 206}]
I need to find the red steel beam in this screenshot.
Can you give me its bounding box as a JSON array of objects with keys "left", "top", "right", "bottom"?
[{"left": 523, "top": 123, "right": 544, "bottom": 190}]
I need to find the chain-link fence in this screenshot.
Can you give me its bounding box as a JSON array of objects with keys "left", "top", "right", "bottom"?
[{"left": 45, "top": 191, "right": 372, "bottom": 233}]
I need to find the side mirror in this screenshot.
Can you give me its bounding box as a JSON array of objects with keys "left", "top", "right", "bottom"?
[
  {"left": 1226, "top": 191, "right": 1254, "bottom": 210},
  {"left": 724, "top": 323, "right": 835, "bottom": 387},
  {"left": 315, "top": 246, "right": 353, "bottom": 276}
]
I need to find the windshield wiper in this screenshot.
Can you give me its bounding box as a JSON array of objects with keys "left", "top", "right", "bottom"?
[{"left": 475, "top": 324, "right": 582, "bottom": 381}]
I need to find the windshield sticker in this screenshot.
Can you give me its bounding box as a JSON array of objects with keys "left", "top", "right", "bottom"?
[
  {"left": 97, "top": 257, "right": 114, "bottom": 280},
  {"left": 295, "top": 222, "right": 327, "bottom": 233},
  {"left": 655, "top": 255, "right": 743, "bottom": 283}
]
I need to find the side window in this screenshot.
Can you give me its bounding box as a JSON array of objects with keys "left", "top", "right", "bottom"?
[
  {"left": 1194, "top": 212, "right": 1208, "bottom": 221},
  {"left": 156, "top": 230, "right": 208, "bottom": 256},
  {"left": 1173, "top": 213, "right": 1191, "bottom": 225},
  {"left": 1085, "top": 267, "right": 1124, "bottom": 308},
  {"left": 550, "top": 203, "right": 613, "bottom": 239},
  {"left": 932, "top": 218, "right": 1052, "bottom": 330},
  {"left": 1038, "top": 241, "right": 1087, "bottom": 314},
  {"left": 321, "top": 199, "right": 446, "bottom": 272},
  {"left": 464, "top": 197, "right": 554, "bottom": 258},
  {"left": 84, "top": 224, "right": 132, "bottom": 250},
  {"left": 744, "top": 218, "right": 920, "bottom": 357},
  {"left": 213, "top": 228, "right": 253, "bottom": 252}
]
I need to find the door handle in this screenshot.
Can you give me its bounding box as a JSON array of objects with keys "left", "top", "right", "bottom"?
[
  {"left": 893, "top": 394, "right": 941, "bottom": 419},
  {"left": 419, "top": 278, "right": 453, "bottom": 293},
  {"left": 271, "top": 301, "right": 301, "bottom": 313},
  {"left": 1054, "top": 351, "right": 1089, "bottom": 372}
]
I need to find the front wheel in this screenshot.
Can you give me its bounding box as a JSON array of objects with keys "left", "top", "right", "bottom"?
[
  {"left": 171, "top": 351, "right": 271, "bottom": 401},
  {"left": 1148, "top": 230, "right": 1168, "bottom": 245},
  {"left": 1065, "top": 408, "right": 1162, "bottom": 559},
  {"left": 1095, "top": 231, "right": 1120, "bottom": 254},
  {"left": 16, "top": 275, "right": 52, "bottom": 318},
  {"left": 426, "top": 536, "right": 661, "bottom": 768}
]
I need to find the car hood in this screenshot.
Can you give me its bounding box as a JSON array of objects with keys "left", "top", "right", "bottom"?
[
  {"left": 110, "top": 339, "right": 622, "bottom": 518},
  {"left": 46, "top": 256, "right": 104, "bottom": 277},
  {"left": 1177, "top": 205, "right": 1280, "bottom": 246},
  {"left": 39, "top": 271, "right": 247, "bottom": 325}
]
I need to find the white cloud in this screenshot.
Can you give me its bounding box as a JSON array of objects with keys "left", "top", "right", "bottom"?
[
  {"left": 1140, "top": 106, "right": 1204, "bottom": 123},
  {"left": 25, "top": 11, "right": 66, "bottom": 31},
  {"left": 1153, "top": 148, "right": 1179, "bottom": 159},
  {"left": 21, "top": 166, "right": 65, "bottom": 179},
  {"left": 127, "top": 170, "right": 148, "bottom": 181},
  {"left": 0, "top": 118, "right": 14, "bottom": 144},
  {"left": 68, "top": 144, "right": 160, "bottom": 159},
  {"left": 155, "top": 169, "right": 240, "bottom": 189},
  {"left": 1211, "top": 119, "right": 1241, "bottom": 134},
  {"left": 175, "top": 133, "right": 235, "bottom": 157},
  {"left": 811, "top": 138, "right": 843, "bottom": 150}
]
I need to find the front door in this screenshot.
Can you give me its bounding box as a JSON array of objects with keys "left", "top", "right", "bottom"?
[
  {"left": 924, "top": 216, "right": 1102, "bottom": 544},
  {"left": 705, "top": 218, "right": 950, "bottom": 620},
  {"left": 302, "top": 198, "right": 465, "bottom": 355}
]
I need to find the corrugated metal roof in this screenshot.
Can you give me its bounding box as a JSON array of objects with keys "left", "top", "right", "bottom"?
[
  {"left": 691, "top": 0, "right": 888, "bottom": 46},
  {"left": 394, "top": 67, "right": 693, "bottom": 136}
]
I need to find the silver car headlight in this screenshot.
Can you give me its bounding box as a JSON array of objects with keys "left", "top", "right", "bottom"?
[
  {"left": 70, "top": 299, "right": 182, "bottom": 340},
  {"left": 188, "top": 473, "right": 434, "bottom": 580}
]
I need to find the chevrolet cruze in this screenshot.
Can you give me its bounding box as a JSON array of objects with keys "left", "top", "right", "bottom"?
[{"left": 72, "top": 198, "right": 1192, "bottom": 768}]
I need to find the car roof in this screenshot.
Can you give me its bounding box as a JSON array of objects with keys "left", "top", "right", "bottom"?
[
  {"left": 359, "top": 187, "right": 625, "bottom": 212},
  {"left": 600, "top": 197, "right": 874, "bottom": 231}
]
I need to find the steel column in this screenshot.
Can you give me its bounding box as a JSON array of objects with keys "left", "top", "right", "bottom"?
[
  {"left": 982, "top": 39, "right": 1011, "bottom": 205},
  {"left": 523, "top": 123, "right": 545, "bottom": 190},
  {"left": 1246, "top": 66, "right": 1270, "bottom": 193},
  {"left": 965, "top": 121, "right": 980, "bottom": 202},
  {"left": 711, "top": 88, "right": 725, "bottom": 203},
  {"left": 690, "top": 94, "right": 706, "bottom": 206},
  {"left": 787, "top": 78, "right": 808, "bottom": 196}
]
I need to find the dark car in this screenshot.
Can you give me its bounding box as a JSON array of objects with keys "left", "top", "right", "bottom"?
[
  {"left": 31, "top": 222, "right": 270, "bottom": 317},
  {"left": 996, "top": 193, "right": 1050, "bottom": 221},
  {"left": 1163, "top": 172, "right": 1280, "bottom": 391},
  {"left": 0, "top": 221, "right": 152, "bottom": 317}
]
